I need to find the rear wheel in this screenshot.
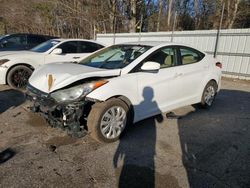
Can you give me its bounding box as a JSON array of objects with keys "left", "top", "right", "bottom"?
[
  {"left": 200, "top": 81, "right": 218, "bottom": 108},
  {"left": 87, "top": 98, "right": 129, "bottom": 143},
  {"left": 7, "top": 65, "right": 33, "bottom": 89}
]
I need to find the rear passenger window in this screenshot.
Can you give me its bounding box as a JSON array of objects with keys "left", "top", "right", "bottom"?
[
  {"left": 180, "top": 48, "right": 204, "bottom": 65},
  {"left": 78, "top": 42, "right": 104, "bottom": 53},
  {"left": 58, "top": 41, "right": 78, "bottom": 53}
]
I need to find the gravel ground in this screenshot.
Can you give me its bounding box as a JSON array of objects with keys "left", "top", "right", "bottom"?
[{"left": 0, "top": 78, "right": 249, "bottom": 188}]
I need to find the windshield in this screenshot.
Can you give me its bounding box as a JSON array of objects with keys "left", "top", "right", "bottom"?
[
  {"left": 79, "top": 44, "right": 151, "bottom": 69},
  {"left": 30, "top": 39, "right": 60, "bottom": 53}
]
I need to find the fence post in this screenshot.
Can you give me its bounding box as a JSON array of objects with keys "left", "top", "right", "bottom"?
[
  {"left": 113, "top": 17, "right": 116, "bottom": 44},
  {"left": 93, "top": 24, "right": 96, "bottom": 40},
  {"left": 214, "top": 2, "right": 225, "bottom": 58},
  {"left": 113, "top": 33, "right": 116, "bottom": 44}
]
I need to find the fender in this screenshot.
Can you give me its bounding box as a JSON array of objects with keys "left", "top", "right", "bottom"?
[{"left": 86, "top": 73, "right": 140, "bottom": 122}]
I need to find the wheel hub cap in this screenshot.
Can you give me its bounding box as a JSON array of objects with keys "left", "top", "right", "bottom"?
[
  {"left": 100, "top": 106, "right": 127, "bottom": 139},
  {"left": 204, "top": 86, "right": 215, "bottom": 106}
]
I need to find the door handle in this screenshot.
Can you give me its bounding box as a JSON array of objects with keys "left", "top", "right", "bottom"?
[{"left": 73, "top": 56, "right": 80, "bottom": 59}]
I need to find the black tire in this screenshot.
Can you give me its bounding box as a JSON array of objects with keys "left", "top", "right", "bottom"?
[
  {"left": 87, "top": 98, "right": 130, "bottom": 143},
  {"left": 200, "top": 81, "right": 218, "bottom": 108},
  {"left": 7, "top": 65, "right": 33, "bottom": 89}
]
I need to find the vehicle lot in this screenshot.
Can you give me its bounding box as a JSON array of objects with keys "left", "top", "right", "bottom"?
[{"left": 0, "top": 78, "right": 249, "bottom": 188}]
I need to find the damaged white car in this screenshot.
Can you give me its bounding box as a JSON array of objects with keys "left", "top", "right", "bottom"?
[{"left": 27, "top": 41, "right": 222, "bottom": 143}]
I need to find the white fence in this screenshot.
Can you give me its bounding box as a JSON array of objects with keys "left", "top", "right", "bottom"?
[{"left": 96, "top": 29, "right": 250, "bottom": 80}]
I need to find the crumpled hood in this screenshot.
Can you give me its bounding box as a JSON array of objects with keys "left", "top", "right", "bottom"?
[{"left": 29, "top": 62, "right": 121, "bottom": 93}]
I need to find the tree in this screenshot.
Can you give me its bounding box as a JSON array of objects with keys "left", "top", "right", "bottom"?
[
  {"left": 0, "top": 0, "right": 249, "bottom": 37},
  {"left": 167, "top": 0, "right": 173, "bottom": 29},
  {"left": 233, "top": 0, "right": 250, "bottom": 28},
  {"left": 156, "top": 0, "right": 163, "bottom": 31}
]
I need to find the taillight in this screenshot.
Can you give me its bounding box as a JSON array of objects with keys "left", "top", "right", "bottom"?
[{"left": 216, "top": 62, "right": 222, "bottom": 68}]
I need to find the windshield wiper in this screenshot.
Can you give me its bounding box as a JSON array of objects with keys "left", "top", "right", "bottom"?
[{"left": 98, "top": 51, "right": 123, "bottom": 68}]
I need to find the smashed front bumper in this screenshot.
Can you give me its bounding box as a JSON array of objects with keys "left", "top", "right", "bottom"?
[{"left": 26, "top": 84, "right": 87, "bottom": 137}]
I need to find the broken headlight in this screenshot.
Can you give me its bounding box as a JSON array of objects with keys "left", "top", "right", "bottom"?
[{"left": 50, "top": 80, "right": 108, "bottom": 103}]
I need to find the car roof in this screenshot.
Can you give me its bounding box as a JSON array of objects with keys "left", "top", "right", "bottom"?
[
  {"left": 117, "top": 41, "right": 181, "bottom": 47},
  {"left": 53, "top": 38, "right": 105, "bottom": 46},
  {"left": 115, "top": 41, "right": 206, "bottom": 54}
]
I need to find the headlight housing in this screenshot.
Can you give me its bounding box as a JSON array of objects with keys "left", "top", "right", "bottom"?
[
  {"left": 50, "top": 80, "right": 108, "bottom": 103},
  {"left": 0, "top": 59, "right": 9, "bottom": 65}
]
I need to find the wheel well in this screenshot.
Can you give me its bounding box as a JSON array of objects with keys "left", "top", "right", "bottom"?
[
  {"left": 83, "top": 95, "right": 134, "bottom": 131},
  {"left": 5, "top": 63, "right": 34, "bottom": 84}
]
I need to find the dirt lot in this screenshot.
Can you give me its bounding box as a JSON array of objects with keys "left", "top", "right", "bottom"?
[{"left": 0, "top": 78, "right": 249, "bottom": 188}]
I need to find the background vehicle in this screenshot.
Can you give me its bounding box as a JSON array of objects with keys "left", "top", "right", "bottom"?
[
  {"left": 27, "top": 41, "right": 222, "bottom": 143},
  {"left": 0, "top": 39, "right": 105, "bottom": 89},
  {"left": 0, "top": 33, "right": 57, "bottom": 51}
]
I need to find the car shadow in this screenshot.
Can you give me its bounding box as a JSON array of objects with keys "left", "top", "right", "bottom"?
[
  {"left": 0, "top": 89, "right": 25, "bottom": 114},
  {"left": 113, "top": 88, "right": 250, "bottom": 187},
  {"left": 177, "top": 89, "right": 250, "bottom": 187},
  {"left": 113, "top": 87, "right": 163, "bottom": 188}
]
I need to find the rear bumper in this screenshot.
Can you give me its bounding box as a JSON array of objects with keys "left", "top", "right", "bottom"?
[{"left": 0, "top": 66, "right": 8, "bottom": 84}]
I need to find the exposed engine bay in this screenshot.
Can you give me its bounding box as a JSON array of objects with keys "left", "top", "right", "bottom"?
[{"left": 26, "top": 81, "right": 99, "bottom": 137}]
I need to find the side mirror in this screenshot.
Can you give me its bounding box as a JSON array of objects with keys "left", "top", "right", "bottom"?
[
  {"left": 51, "top": 48, "right": 62, "bottom": 55},
  {"left": 141, "top": 61, "right": 160, "bottom": 72}
]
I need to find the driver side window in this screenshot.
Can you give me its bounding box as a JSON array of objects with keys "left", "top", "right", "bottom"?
[
  {"left": 57, "top": 41, "right": 78, "bottom": 54},
  {"left": 143, "top": 47, "right": 176, "bottom": 69}
]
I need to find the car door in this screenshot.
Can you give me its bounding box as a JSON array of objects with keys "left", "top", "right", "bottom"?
[
  {"left": 133, "top": 46, "right": 183, "bottom": 119},
  {"left": 44, "top": 41, "right": 79, "bottom": 63},
  {"left": 174, "top": 46, "right": 208, "bottom": 104}
]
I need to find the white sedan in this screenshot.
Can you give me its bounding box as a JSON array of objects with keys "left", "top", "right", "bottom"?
[
  {"left": 0, "top": 39, "right": 104, "bottom": 88},
  {"left": 27, "top": 41, "right": 222, "bottom": 143}
]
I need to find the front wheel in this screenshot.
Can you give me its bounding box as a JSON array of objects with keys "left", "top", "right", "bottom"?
[
  {"left": 87, "top": 98, "right": 129, "bottom": 143},
  {"left": 200, "top": 81, "right": 218, "bottom": 108},
  {"left": 7, "top": 65, "right": 33, "bottom": 89}
]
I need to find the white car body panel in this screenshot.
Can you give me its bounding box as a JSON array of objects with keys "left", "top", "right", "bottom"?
[
  {"left": 0, "top": 50, "right": 28, "bottom": 57},
  {"left": 29, "top": 63, "right": 121, "bottom": 93},
  {"left": 28, "top": 41, "right": 222, "bottom": 123},
  {"left": 86, "top": 73, "right": 140, "bottom": 121}
]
